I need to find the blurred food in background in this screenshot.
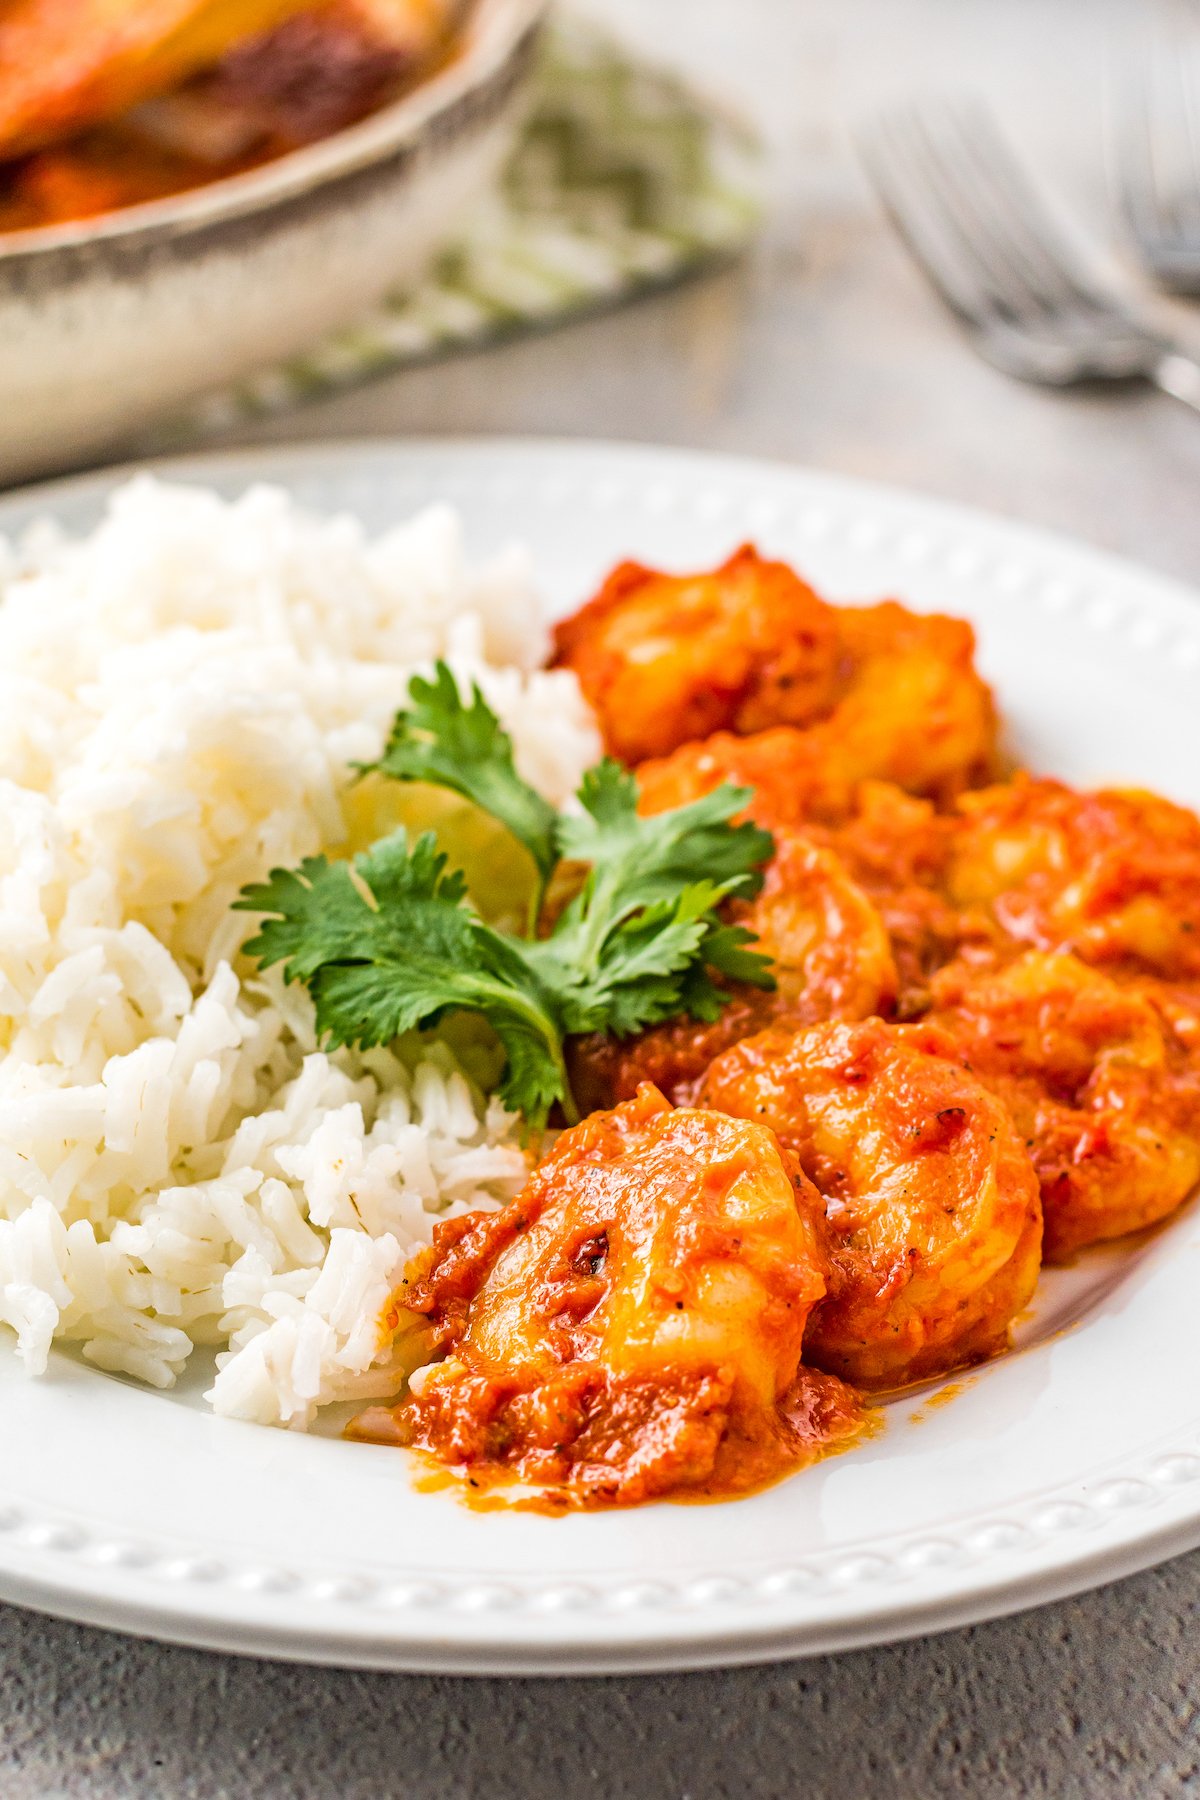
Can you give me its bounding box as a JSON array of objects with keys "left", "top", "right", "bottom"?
[
  {"left": 0, "top": 0, "right": 467, "bottom": 231},
  {"left": 0, "top": 0, "right": 543, "bottom": 484}
]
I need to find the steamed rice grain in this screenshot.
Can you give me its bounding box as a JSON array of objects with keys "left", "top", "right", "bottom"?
[{"left": 0, "top": 478, "right": 599, "bottom": 1427}]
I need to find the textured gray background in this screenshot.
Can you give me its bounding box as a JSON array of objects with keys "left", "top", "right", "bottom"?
[
  {"left": 3, "top": 1559, "right": 1200, "bottom": 1799},
  {"left": 6, "top": 0, "right": 1200, "bottom": 1795}
]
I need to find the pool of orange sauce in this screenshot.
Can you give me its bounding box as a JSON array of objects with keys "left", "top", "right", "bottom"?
[
  {"left": 903, "top": 1375, "right": 978, "bottom": 1429},
  {"left": 347, "top": 1369, "right": 875, "bottom": 1515}
]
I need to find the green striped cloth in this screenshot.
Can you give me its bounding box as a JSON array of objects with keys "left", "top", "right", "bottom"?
[{"left": 154, "top": 16, "right": 763, "bottom": 444}]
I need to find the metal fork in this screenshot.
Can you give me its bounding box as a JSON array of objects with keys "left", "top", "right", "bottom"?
[
  {"left": 1119, "top": 3, "right": 1200, "bottom": 292},
  {"left": 859, "top": 99, "right": 1200, "bottom": 413}
]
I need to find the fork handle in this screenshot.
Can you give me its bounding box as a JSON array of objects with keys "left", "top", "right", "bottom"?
[{"left": 1152, "top": 350, "right": 1200, "bottom": 414}]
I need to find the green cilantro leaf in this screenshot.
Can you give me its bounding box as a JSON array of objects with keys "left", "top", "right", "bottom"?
[
  {"left": 237, "top": 830, "right": 571, "bottom": 1128},
  {"left": 529, "top": 878, "right": 767, "bottom": 1040},
  {"left": 358, "top": 663, "right": 559, "bottom": 884},
  {"left": 538, "top": 767, "right": 775, "bottom": 1034},
  {"left": 238, "top": 668, "right": 780, "bottom": 1128},
  {"left": 236, "top": 832, "right": 467, "bottom": 985},
  {"left": 698, "top": 920, "right": 777, "bottom": 989},
  {"left": 556, "top": 759, "right": 776, "bottom": 916}
]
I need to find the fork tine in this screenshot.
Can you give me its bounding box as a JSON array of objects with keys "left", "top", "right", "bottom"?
[
  {"left": 1120, "top": 1, "right": 1200, "bottom": 279},
  {"left": 936, "top": 105, "right": 1113, "bottom": 315},
  {"left": 868, "top": 103, "right": 1086, "bottom": 332},
  {"left": 1180, "top": 11, "right": 1200, "bottom": 229},
  {"left": 862, "top": 99, "right": 1166, "bottom": 389},
  {"left": 871, "top": 100, "right": 1126, "bottom": 333},
  {"left": 895, "top": 107, "right": 1064, "bottom": 322},
  {"left": 1152, "top": 0, "right": 1200, "bottom": 226},
  {"left": 859, "top": 114, "right": 1009, "bottom": 334},
  {"left": 1119, "top": 37, "right": 1173, "bottom": 250}
]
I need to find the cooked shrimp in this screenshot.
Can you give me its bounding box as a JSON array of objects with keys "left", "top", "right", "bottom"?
[
  {"left": 830, "top": 601, "right": 1000, "bottom": 803},
  {"left": 947, "top": 776, "right": 1200, "bottom": 982},
  {"left": 697, "top": 1018, "right": 1043, "bottom": 1387},
  {"left": 634, "top": 605, "right": 998, "bottom": 828},
  {"left": 635, "top": 725, "right": 840, "bottom": 828},
  {"left": 920, "top": 951, "right": 1200, "bottom": 1261},
  {"left": 555, "top": 546, "right": 999, "bottom": 791},
  {"left": 571, "top": 831, "right": 897, "bottom": 1110},
  {"left": 550, "top": 546, "right": 844, "bottom": 765},
  {"left": 807, "top": 781, "right": 996, "bottom": 1014},
  {"left": 379, "top": 1086, "right": 863, "bottom": 1506}
]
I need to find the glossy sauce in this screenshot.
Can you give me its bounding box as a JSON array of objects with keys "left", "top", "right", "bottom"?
[
  {"left": 366, "top": 550, "right": 1200, "bottom": 1513},
  {"left": 350, "top": 1088, "right": 869, "bottom": 1511},
  {"left": 349, "top": 1365, "right": 868, "bottom": 1513}
]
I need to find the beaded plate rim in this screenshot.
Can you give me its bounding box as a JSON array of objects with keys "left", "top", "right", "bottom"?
[{"left": 0, "top": 435, "right": 1197, "bottom": 1674}]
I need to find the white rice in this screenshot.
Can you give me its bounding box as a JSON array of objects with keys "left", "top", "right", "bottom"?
[{"left": 0, "top": 477, "right": 600, "bottom": 1428}]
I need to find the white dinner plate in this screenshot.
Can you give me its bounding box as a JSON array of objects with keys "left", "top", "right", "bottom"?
[{"left": 2, "top": 436, "right": 1200, "bottom": 1676}]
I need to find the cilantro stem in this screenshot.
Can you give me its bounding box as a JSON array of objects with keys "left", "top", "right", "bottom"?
[
  {"left": 523, "top": 874, "right": 547, "bottom": 943},
  {"left": 558, "top": 1076, "right": 581, "bottom": 1128},
  {"left": 459, "top": 952, "right": 580, "bottom": 1130},
  {"left": 239, "top": 677, "right": 776, "bottom": 1135},
  {"left": 575, "top": 861, "right": 622, "bottom": 977}
]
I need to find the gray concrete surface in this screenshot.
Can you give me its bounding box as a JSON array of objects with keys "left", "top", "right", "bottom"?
[
  {"left": 3, "top": 1554, "right": 1200, "bottom": 1799},
  {"left": 5, "top": 1, "right": 1200, "bottom": 1794}
]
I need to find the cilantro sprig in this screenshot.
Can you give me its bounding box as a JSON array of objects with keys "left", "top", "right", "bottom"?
[
  {"left": 237, "top": 663, "right": 776, "bottom": 1129},
  {"left": 359, "top": 663, "right": 560, "bottom": 906}
]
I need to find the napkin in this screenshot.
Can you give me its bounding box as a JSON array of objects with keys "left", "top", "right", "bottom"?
[{"left": 150, "top": 15, "right": 764, "bottom": 447}]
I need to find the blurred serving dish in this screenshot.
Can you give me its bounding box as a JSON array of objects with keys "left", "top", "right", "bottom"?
[
  {"left": 0, "top": 0, "right": 473, "bottom": 231},
  {"left": 0, "top": 0, "right": 547, "bottom": 484}
]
